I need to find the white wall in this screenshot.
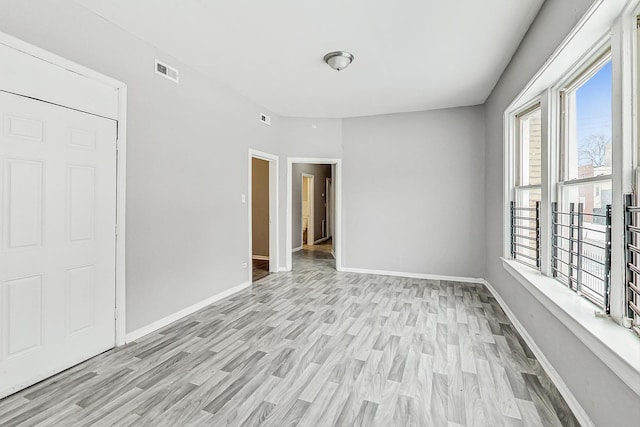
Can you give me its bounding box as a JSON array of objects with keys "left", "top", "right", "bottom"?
[
  {"left": 0, "top": 0, "right": 282, "bottom": 333},
  {"left": 484, "top": 0, "right": 640, "bottom": 424},
  {"left": 342, "top": 107, "right": 485, "bottom": 278}
]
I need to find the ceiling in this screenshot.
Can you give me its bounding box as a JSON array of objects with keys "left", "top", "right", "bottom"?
[{"left": 75, "top": 0, "right": 544, "bottom": 118}]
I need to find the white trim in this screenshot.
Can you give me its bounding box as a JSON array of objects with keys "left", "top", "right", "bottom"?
[
  {"left": 252, "top": 255, "right": 269, "bottom": 261},
  {"left": 481, "top": 277, "right": 595, "bottom": 427},
  {"left": 339, "top": 267, "right": 484, "bottom": 284},
  {"left": 313, "top": 237, "right": 329, "bottom": 245},
  {"left": 278, "top": 267, "right": 289, "bottom": 272},
  {"left": 292, "top": 246, "right": 303, "bottom": 253},
  {"left": 115, "top": 86, "right": 128, "bottom": 347},
  {"left": 0, "top": 32, "right": 125, "bottom": 90},
  {"left": 557, "top": 174, "right": 613, "bottom": 187},
  {"left": 325, "top": 177, "right": 332, "bottom": 239},
  {"left": 503, "top": 259, "right": 640, "bottom": 396},
  {"left": 0, "top": 31, "right": 128, "bottom": 347},
  {"left": 248, "top": 149, "right": 280, "bottom": 282},
  {"left": 286, "top": 158, "right": 342, "bottom": 271},
  {"left": 504, "top": 0, "right": 627, "bottom": 114},
  {"left": 125, "top": 281, "right": 250, "bottom": 343},
  {"left": 611, "top": 0, "right": 640, "bottom": 322}
]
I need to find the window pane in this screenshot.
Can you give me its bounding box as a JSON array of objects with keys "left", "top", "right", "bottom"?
[
  {"left": 564, "top": 61, "right": 612, "bottom": 181},
  {"left": 555, "top": 181, "right": 610, "bottom": 303},
  {"left": 514, "top": 187, "right": 540, "bottom": 264},
  {"left": 518, "top": 108, "right": 542, "bottom": 186},
  {"left": 515, "top": 187, "right": 541, "bottom": 209},
  {"left": 559, "top": 180, "right": 612, "bottom": 224}
]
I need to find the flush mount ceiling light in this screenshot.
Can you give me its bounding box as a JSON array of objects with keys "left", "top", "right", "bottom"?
[{"left": 324, "top": 51, "right": 354, "bottom": 71}]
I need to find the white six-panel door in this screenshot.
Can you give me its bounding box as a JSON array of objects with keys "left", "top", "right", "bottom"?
[{"left": 0, "top": 90, "right": 117, "bottom": 397}]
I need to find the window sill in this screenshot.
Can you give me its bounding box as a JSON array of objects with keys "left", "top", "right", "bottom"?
[{"left": 501, "top": 258, "right": 640, "bottom": 396}]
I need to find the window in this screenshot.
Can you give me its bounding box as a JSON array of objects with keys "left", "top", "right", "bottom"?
[
  {"left": 516, "top": 105, "right": 542, "bottom": 203},
  {"left": 511, "top": 105, "right": 542, "bottom": 268},
  {"left": 552, "top": 56, "right": 612, "bottom": 308},
  {"left": 560, "top": 56, "right": 612, "bottom": 183},
  {"left": 504, "top": 5, "right": 640, "bottom": 398}
]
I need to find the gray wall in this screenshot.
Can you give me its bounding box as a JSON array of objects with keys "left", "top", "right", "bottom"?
[
  {"left": 5, "top": 5, "right": 634, "bottom": 422},
  {"left": 0, "top": 0, "right": 282, "bottom": 332},
  {"left": 342, "top": 107, "right": 485, "bottom": 278},
  {"left": 484, "top": 0, "right": 640, "bottom": 424},
  {"left": 252, "top": 158, "right": 269, "bottom": 257},
  {"left": 291, "top": 164, "right": 332, "bottom": 249}
]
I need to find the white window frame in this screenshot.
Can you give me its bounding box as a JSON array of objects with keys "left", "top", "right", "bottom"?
[
  {"left": 511, "top": 103, "right": 543, "bottom": 267},
  {"left": 552, "top": 51, "right": 614, "bottom": 305},
  {"left": 557, "top": 51, "right": 612, "bottom": 195},
  {"left": 515, "top": 102, "right": 543, "bottom": 188}
]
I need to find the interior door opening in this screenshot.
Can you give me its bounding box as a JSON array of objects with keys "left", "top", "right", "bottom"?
[
  {"left": 302, "top": 173, "right": 314, "bottom": 246},
  {"left": 251, "top": 157, "right": 270, "bottom": 282},
  {"left": 249, "top": 150, "right": 279, "bottom": 283},
  {"left": 291, "top": 162, "right": 335, "bottom": 270}
]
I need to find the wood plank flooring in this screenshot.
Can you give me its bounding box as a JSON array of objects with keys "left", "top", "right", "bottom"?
[
  {"left": 0, "top": 250, "right": 579, "bottom": 426},
  {"left": 252, "top": 259, "right": 270, "bottom": 282}
]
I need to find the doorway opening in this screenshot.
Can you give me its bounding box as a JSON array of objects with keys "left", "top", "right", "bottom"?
[
  {"left": 248, "top": 149, "right": 279, "bottom": 284},
  {"left": 301, "top": 173, "right": 314, "bottom": 246},
  {"left": 287, "top": 159, "right": 341, "bottom": 271}
]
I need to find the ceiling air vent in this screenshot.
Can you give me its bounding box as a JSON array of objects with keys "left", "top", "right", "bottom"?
[
  {"left": 260, "top": 113, "right": 271, "bottom": 126},
  {"left": 155, "top": 59, "right": 179, "bottom": 83}
]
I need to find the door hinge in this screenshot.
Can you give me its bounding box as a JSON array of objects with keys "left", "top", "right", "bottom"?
[
  {"left": 114, "top": 308, "right": 119, "bottom": 320},
  {"left": 115, "top": 224, "right": 118, "bottom": 236}
]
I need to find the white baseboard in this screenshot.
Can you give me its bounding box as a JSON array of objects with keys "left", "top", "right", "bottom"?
[
  {"left": 125, "top": 281, "right": 251, "bottom": 343},
  {"left": 481, "top": 279, "right": 594, "bottom": 427},
  {"left": 252, "top": 255, "right": 269, "bottom": 261},
  {"left": 331, "top": 249, "right": 335, "bottom": 259},
  {"left": 278, "top": 267, "right": 290, "bottom": 272},
  {"left": 339, "top": 266, "right": 484, "bottom": 284},
  {"left": 314, "top": 237, "right": 329, "bottom": 244},
  {"left": 292, "top": 246, "right": 302, "bottom": 253}
]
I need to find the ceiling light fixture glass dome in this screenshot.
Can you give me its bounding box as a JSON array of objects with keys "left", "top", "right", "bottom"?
[{"left": 324, "top": 51, "right": 354, "bottom": 71}]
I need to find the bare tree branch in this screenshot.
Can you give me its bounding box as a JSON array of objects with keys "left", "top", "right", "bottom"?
[{"left": 579, "top": 133, "right": 609, "bottom": 167}]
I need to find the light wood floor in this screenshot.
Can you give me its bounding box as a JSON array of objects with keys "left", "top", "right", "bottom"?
[{"left": 0, "top": 252, "right": 578, "bottom": 426}]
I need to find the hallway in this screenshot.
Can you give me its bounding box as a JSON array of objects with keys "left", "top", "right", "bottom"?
[{"left": 296, "top": 239, "right": 335, "bottom": 271}]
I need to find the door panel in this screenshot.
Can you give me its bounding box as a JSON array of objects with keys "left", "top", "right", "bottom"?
[{"left": 0, "top": 91, "right": 117, "bottom": 398}]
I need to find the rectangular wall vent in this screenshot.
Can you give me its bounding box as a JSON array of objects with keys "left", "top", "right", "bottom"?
[
  {"left": 155, "top": 59, "right": 179, "bottom": 83},
  {"left": 260, "top": 113, "right": 271, "bottom": 126}
]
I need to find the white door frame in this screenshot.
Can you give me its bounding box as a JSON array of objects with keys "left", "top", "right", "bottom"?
[
  {"left": 326, "top": 177, "right": 332, "bottom": 239},
  {"left": 286, "top": 158, "right": 342, "bottom": 271},
  {"left": 248, "top": 149, "right": 279, "bottom": 282},
  {"left": 0, "top": 32, "right": 128, "bottom": 346},
  {"left": 301, "top": 173, "right": 314, "bottom": 246}
]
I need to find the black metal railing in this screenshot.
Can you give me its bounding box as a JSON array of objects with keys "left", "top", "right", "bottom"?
[
  {"left": 510, "top": 201, "right": 540, "bottom": 269},
  {"left": 624, "top": 194, "right": 640, "bottom": 332},
  {"left": 551, "top": 202, "right": 611, "bottom": 312}
]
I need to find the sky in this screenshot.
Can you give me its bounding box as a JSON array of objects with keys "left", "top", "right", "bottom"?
[{"left": 575, "top": 60, "right": 612, "bottom": 161}]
